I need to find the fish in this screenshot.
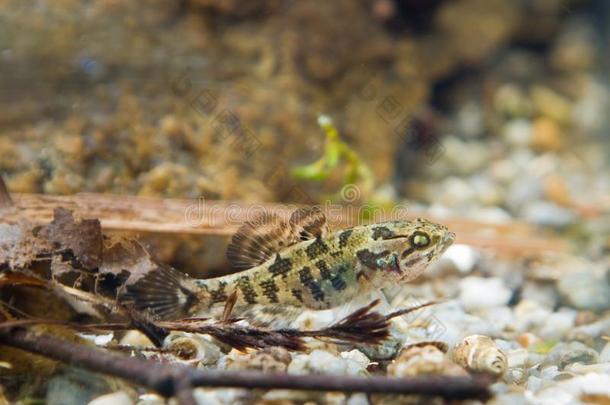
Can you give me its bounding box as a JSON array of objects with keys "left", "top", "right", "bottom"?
[{"left": 120, "top": 207, "right": 455, "bottom": 323}]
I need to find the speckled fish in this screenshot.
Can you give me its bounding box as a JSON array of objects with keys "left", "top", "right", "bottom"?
[{"left": 121, "top": 207, "right": 454, "bottom": 322}]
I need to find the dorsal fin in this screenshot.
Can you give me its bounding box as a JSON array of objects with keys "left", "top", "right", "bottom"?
[
  {"left": 226, "top": 212, "right": 296, "bottom": 271},
  {"left": 289, "top": 206, "right": 328, "bottom": 241},
  {"left": 226, "top": 207, "right": 329, "bottom": 271}
]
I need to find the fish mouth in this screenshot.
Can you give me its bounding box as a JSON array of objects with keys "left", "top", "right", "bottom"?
[{"left": 441, "top": 231, "right": 456, "bottom": 250}]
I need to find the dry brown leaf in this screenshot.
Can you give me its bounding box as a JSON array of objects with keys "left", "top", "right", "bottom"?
[{"left": 39, "top": 207, "right": 103, "bottom": 270}]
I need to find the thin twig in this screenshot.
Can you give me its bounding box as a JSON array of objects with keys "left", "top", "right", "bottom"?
[{"left": 0, "top": 326, "right": 492, "bottom": 402}]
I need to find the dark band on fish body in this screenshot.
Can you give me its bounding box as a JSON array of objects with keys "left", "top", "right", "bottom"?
[
  {"left": 291, "top": 288, "right": 304, "bottom": 303},
  {"left": 305, "top": 237, "right": 329, "bottom": 260},
  {"left": 338, "top": 229, "right": 353, "bottom": 248},
  {"left": 210, "top": 281, "right": 228, "bottom": 303},
  {"left": 298, "top": 266, "right": 325, "bottom": 302},
  {"left": 334, "top": 263, "right": 350, "bottom": 274},
  {"left": 330, "top": 275, "right": 347, "bottom": 291},
  {"left": 268, "top": 254, "right": 292, "bottom": 278},
  {"left": 356, "top": 249, "right": 392, "bottom": 270},
  {"left": 259, "top": 279, "right": 279, "bottom": 303},
  {"left": 237, "top": 275, "right": 258, "bottom": 304},
  {"left": 372, "top": 226, "right": 394, "bottom": 240},
  {"left": 316, "top": 260, "right": 332, "bottom": 279},
  {"left": 402, "top": 256, "right": 421, "bottom": 268}
]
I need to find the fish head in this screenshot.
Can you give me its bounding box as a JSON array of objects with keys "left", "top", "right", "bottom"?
[{"left": 362, "top": 218, "right": 455, "bottom": 282}]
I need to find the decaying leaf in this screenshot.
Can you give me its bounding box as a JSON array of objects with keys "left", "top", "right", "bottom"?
[
  {"left": 38, "top": 208, "right": 103, "bottom": 270},
  {"left": 98, "top": 236, "right": 162, "bottom": 291},
  {"left": 0, "top": 222, "right": 52, "bottom": 270}
]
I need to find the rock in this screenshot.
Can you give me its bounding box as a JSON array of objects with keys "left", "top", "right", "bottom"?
[
  {"left": 47, "top": 370, "right": 113, "bottom": 405},
  {"left": 537, "top": 308, "right": 577, "bottom": 340},
  {"left": 459, "top": 276, "right": 512, "bottom": 311},
  {"left": 505, "top": 348, "right": 529, "bottom": 369},
  {"left": 572, "top": 76, "right": 609, "bottom": 132},
  {"left": 516, "top": 333, "right": 542, "bottom": 349},
  {"left": 288, "top": 349, "right": 368, "bottom": 377},
  {"left": 557, "top": 266, "right": 610, "bottom": 312},
  {"left": 433, "top": 176, "right": 477, "bottom": 208},
  {"left": 502, "top": 118, "right": 532, "bottom": 147},
  {"left": 531, "top": 117, "right": 564, "bottom": 151},
  {"left": 441, "top": 137, "right": 490, "bottom": 176},
  {"left": 544, "top": 342, "right": 599, "bottom": 370},
  {"left": 88, "top": 392, "right": 133, "bottom": 405},
  {"left": 513, "top": 300, "right": 552, "bottom": 333},
  {"left": 489, "top": 158, "right": 518, "bottom": 184},
  {"left": 219, "top": 347, "right": 291, "bottom": 372},
  {"left": 493, "top": 84, "right": 533, "bottom": 118},
  {"left": 440, "top": 244, "right": 479, "bottom": 274},
  {"left": 526, "top": 375, "right": 543, "bottom": 392},
  {"left": 520, "top": 282, "right": 558, "bottom": 309},
  {"left": 346, "top": 393, "right": 370, "bottom": 405},
  {"left": 470, "top": 206, "right": 512, "bottom": 223},
  {"left": 471, "top": 175, "right": 506, "bottom": 207},
  {"left": 136, "top": 393, "right": 165, "bottom": 405},
  {"left": 600, "top": 342, "right": 610, "bottom": 363},
  {"left": 505, "top": 170, "right": 542, "bottom": 212},
  {"left": 530, "top": 87, "right": 572, "bottom": 126},
  {"left": 340, "top": 350, "right": 370, "bottom": 370},
  {"left": 543, "top": 174, "right": 572, "bottom": 206},
  {"left": 356, "top": 327, "right": 404, "bottom": 361},
  {"left": 523, "top": 201, "right": 575, "bottom": 227},
  {"left": 456, "top": 101, "right": 484, "bottom": 138},
  {"left": 193, "top": 388, "right": 249, "bottom": 405},
  {"left": 493, "top": 392, "right": 531, "bottom": 405},
  {"left": 533, "top": 373, "right": 610, "bottom": 404},
  {"left": 550, "top": 16, "right": 597, "bottom": 72}
]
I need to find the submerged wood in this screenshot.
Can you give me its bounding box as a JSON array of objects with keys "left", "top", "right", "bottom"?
[{"left": 1, "top": 192, "right": 567, "bottom": 254}]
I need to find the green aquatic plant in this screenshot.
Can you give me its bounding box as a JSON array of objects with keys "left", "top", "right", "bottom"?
[
  {"left": 292, "top": 114, "right": 374, "bottom": 198},
  {"left": 531, "top": 340, "right": 557, "bottom": 354}
]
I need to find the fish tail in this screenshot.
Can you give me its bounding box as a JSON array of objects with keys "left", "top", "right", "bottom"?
[{"left": 119, "top": 264, "right": 205, "bottom": 320}]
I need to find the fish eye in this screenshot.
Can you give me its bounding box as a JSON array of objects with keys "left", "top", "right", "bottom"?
[{"left": 411, "top": 232, "right": 430, "bottom": 248}]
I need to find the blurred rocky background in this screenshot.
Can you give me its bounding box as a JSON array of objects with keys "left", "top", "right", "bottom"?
[{"left": 0, "top": 0, "right": 606, "bottom": 201}]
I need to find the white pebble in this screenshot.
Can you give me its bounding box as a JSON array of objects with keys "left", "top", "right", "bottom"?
[
  {"left": 88, "top": 392, "right": 132, "bottom": 405},
  {"left": 538, "top": 309, "right": 577, "bottom": 340},
  {"left": 506, "top": 348, "right": 529, "bottom": 369},
  {"left": 533, "top": 373, "right": 610, "bottom": 404},
  {"left": 600, "top": 342, "right": 610, "bottom": 363},
  {"left": 503, "top": 118, "right": 532, "bottom": 147},
  {"left": 459, "top": 277, "right": 512, "bottom": 311},
  {"left": 442, "top": 244, "right": 479, "bottom": 273}
]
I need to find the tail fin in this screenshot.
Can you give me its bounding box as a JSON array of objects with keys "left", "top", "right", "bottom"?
[{"left": 119, "top": 264, "right": 201, "bottom": 320}]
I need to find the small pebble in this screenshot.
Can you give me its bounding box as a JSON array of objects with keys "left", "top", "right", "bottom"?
[
  {"left": 544, "top": 341, "right": 599, "bottom": 369},
  {"left": 88, "top": 392, "right": 133, "bottom": 405},
  {"left": 459, "top": 276, "right": 512, "bottom": 311},
  {"left": 558, "top": 267, "right": 610, "bottom": 312},
  {"left": 523, "top": 201, "right": 575, "bottom": 227}
]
